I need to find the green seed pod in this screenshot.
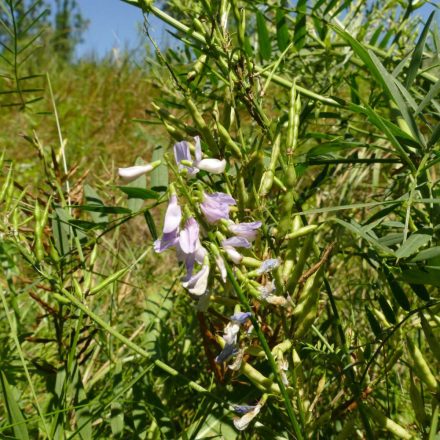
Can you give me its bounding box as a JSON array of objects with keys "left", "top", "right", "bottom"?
[
  {"left": 216, "top": 121, "right": 242, "bottom": 158},
  {"left": 52, "top": 292, "right": 70, "bottom": 305},
  {"left": 0, "top": 165, "right": 13, "bottom": 204},
  {"left": 286, "top": 234, "right": 314, "bottom": 293},
  {"left": 259, "top": 169, "right": 274, "bottom": 196},
  {"left": 187, "top": 53, "right": 207, "bottom": 82},
  {"left": 185, "top": 96, "right": 216, "bottom": 152},
  {"left": 285, "top": 225, "right": 318, "bottom": 241},
  {"left": 409, "top": 374, "right": 428, "bottom": 426},
  {"left": 89, "top": 267, "right": 128, "bottom": 296},
  {"left": 406, "top": 336, "right": 438, "bottom": 393},
  {"left": 292, "top": 267, "right": 324, "bottom": 339},
  {"left": 34, "top": 201, "right": 45, "bottom": 263},
  {"left": 364, "top": 406, "right": 412, "bottom": 439},
  {"left": 259, "top": 134, "right": 281, "bottom": 197},
  {"left": 73, "top": 278, "right": 83, "bottom": 299},
  {"left": 163, "top": 120, "right": 187, "bottom": 141},
  {"left": 420, "top": 313, "right": 440, "bottom": 363},
  {"left": 383, "top": 347, "right": 403, "bottom": 375}
]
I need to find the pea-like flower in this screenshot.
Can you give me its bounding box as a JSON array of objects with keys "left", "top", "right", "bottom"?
[
  {"left": 201, "top": 192, "right": 236, "bottom": 223},
  {"left": 118, "top": 160, "right": 161, "bottom": 182},
  {"left": 174, "top": 136, "right": 226, "bottom": 175},
  {"left": 154, "top": 195, "right": 181, "bottom": 253},
  {"left": 215, "top": 312, "right": 251, "bottom": 364},
  {"left": 233, "top": 404, "right": 262, "bottom": 431},
  {"left": 228, "top": 221, "right": 262, "bottom": 241},
  {"left": 221, "top": 236, "right": 249, "bottom": 264},
  {"left": 181, "top": 258, "right": 210, "bottom": 296}
]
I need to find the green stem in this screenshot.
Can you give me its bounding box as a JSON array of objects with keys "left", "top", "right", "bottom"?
[{"left": 218, "top": 249, "right": 304, "bottom": 439}]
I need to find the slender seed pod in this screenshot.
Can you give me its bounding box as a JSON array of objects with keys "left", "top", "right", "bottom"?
[
  {"left": 420, "top": 313, "right": 440, "bottom": 363},
  {"left": 163, "top": 120, "right": 187, "bottom": 141},
  {"left": 259, "top": 134, "right": 281, "bottom": 196},
  {"left": 406, "top": 336, "right": 438, "bottom": 393},
  {"left": 236, "top": 173, "right": 248, "bottom": 212},
  {"left": 0, "top": 165, "right": 13, "bottom": 204},
  {"left": 286, "top": 84, "right": 296, "bottom": 153},
  {"left": 34, "top": 201, "right": 45, "bottom": 263},
  {"left": 281, "top": 216, "right": 303, "bottom": 282},
  {"left": 73, "top": 278, "right": 83, "bottom": 299},
  {"left": 187, "top": 53, "right": 207, "bottom": 82},
  {"left": 285, "top": 225, "right": 318, "bottom": 241},
  {"left": 286, "top": 234, "right": 314, "bottom": 293},
  {"left": 383, "top": 347, "right": 404, "bottom": 375},
  {"left": 216, "top": 121, "right": 242, "bottom": 158},
  {"left": 409, "top": 374, "right": 428, "bottom": 426},
  {"left": 185, "top": 96, "right": 217, "bottom": 152},
  {"left": 292, "top": 266, "right": 324, "bottom": 339},
  {"left": 364, "top": 406, "right": 412, "bottom": 439},
  {"left": 89, "top": 267, "right": 129, "bottom": 296}
]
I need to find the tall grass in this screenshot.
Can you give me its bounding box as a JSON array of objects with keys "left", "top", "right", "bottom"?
[{"left": 1, "top": 0, "right": 439, "bottom": 438}]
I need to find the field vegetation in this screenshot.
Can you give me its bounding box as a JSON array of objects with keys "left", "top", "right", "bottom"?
[{"left": 0, "top": 0, "right": 439, "bottom": 438}]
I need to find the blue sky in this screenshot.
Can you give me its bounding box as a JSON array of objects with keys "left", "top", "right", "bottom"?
[{"left": 46, "top": 1, "right": 438, "bottom": 59}]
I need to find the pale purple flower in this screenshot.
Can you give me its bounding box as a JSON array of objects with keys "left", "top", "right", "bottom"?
[
  {"left": 230, "top": 312, "right": 251, "bottom": 324},
  {"left": 223, "top": 246, "right": 243, "bottom": 264},
  {"left": 214, "top": 254, "right": 227, "bottom": 282},
  {"left": 178, "top": 218, "right": 199, "bottom": 254},
  {"left": 233, "top": 405, "right": 258, "bottom": 415},
  {"left": 200, "top": 192, "right": 236, "bottom": 223},
  {"left": 181, "top": 262, "right": 210, "bottom": 296},
  {"left": 154, "top": 195, "right": 181, "bottom": 253},
  {"left": 174, "top": 136, "right": 226, "bottom": 175},
  {"left": 257, "top": 258, "right": 280, "bottom": 275},
  {"left": 215, "top": 343, "right": 238, "bottom": 363},
  {"left": 118, "top": 160, "right": 161, "bottom": 182},
  {"left": 233, "top": 404, "right": 262, "bottom": 431},
  {"left": 174, "top": 141, "right": 198, "bottom": 176},
  {"left": 193, "top": 136, "right": 226, "bottom": 174},
  {"left": 222, "top": 236, "right": 251, "bottom": 248},
  {"left": 228, "top": 221, "right": 262, "bottom": 241}
]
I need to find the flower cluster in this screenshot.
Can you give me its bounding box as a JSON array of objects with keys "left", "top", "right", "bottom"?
[
  {"left": 151, "top": 137, "right": 263, "bottom": 298},
  {"left": 215, "top": 311, "right": 251, "bottom": 368}
]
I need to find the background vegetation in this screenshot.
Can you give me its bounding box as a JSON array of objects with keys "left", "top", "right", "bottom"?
[{"left": 0, "top": 0, "right": 439, "bottom": 438}]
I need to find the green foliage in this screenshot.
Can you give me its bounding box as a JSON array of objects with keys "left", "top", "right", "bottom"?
[{"left": 1, "top": 0, "right": 440, "bottom": 438}]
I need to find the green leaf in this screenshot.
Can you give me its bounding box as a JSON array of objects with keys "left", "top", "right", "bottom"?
[
  {"left": 332, "top": 218, "right": 393, "bottom": 255},
  {"left": 117, "top": 186, "right": 160, "bottom": 201},
  {"left": 75, "top": 205, "right": 131, "bottom": 215},
  {"left": 384, "top": 268, "right": 411, "bottom": 311},
  {"left": 415, "top": 79, "right": 440, "bottom": 115},
  {"left": 365, "top": 306, "right": 382, "bottom": 339},
  {"left": 411, "top": 246, "right": 440, "bottom": 262},
  {"left": 256, "top": 10, "right": 271, "bottom": 60},
  {"left": 405, "top": 12, "right": 434, "bottom": 89},
  {"left": 111, "top": 402, "right": 124, "bottom": 436},
  {"left": 378, "top": 294, "right": 396, "bottom": 324},
  {"left": 52, "top": 206, "right": 71, "bottom": 257},
  {"left": 150, "top": 145, "right": 168, "bottom": 191},
  {"left": 84, "top": 184, "right": 108, "bottom": 224},
  {"left": 144, "top": 210, "right": 158, "bottom": 241},
  {"left": 409, "top": 284, "right": 430, "bottom": 301},
  {"left": 0, "top": 371, "right": 30, "bottom": 440},
  {"left": 395, "top": 229, "right": 432, "bottom": 259},
  {"left": 276, "top": 7, "right": 289, "bottom": 51},
  {"left": 294, "top": 0, "right": 307, "bottom": 49},
  {"left": 400, "top": 267, "right": 440, "bottom": 287}
]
